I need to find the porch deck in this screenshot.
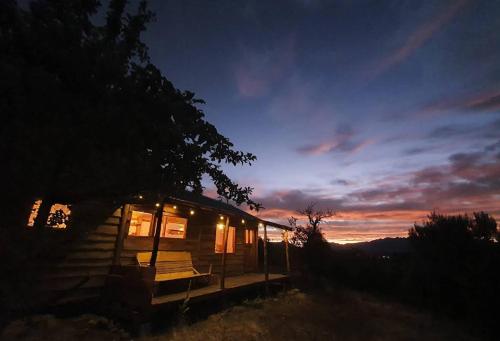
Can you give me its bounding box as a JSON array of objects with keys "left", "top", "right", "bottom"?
[{"left": 152, "top": 273, "right": 288, "bottom": 307}]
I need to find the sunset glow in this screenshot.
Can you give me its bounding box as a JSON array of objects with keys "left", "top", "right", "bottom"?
[{"left": 143, "top": 0, "right": 500, "bottom": 243}]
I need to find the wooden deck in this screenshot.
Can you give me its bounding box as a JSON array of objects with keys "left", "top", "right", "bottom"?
[{"left": 152, "top": 273, "right": 288, "bottom": 307}]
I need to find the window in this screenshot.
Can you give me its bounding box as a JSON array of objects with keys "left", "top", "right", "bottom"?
[
  {"left": 128, "top": 210, "right": 153, "bottom": 237},
  {"left": 128, "top": 208, "right": 188, "bottom": 239},
  {"left": 27, "top": 199, "right": 71, "bottom": 228},
  {"left": 215, "top": 224, "right": 235, "bottom": 253},
  {"left": 160, "top": 216, "right": 187, "bottom": 239},
  {"left": 245, "top": 229, "right": 254, "bottom": 244}
]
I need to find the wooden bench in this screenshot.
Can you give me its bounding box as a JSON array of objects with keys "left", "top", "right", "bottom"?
[{"left": 136, "top": 251, "right": 211, "bottom": 282}]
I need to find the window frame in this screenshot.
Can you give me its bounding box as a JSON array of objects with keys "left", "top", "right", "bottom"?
[{"left": 127, "top": 205, "right": 188, "bottom": 239}]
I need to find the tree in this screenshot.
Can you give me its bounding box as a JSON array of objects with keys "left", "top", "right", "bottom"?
[
  {"left": 0, "top": 0, "right": 260, "bottom": 229},
  {"left": 290, "top": 203, "right": 334, "bottom": 247},
  {"left": 471, "top": 211, "right": 498, "bottom": 241},
  {"left": 290, "top": 204, "right": 334, "bottom": 277}
]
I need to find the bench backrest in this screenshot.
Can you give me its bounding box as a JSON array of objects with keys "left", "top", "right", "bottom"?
[{"left": 136, "top": 251, "right": 194, "bottom": 278}]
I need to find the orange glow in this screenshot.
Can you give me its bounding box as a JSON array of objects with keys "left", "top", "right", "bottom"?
[{"left": 27, "top": 200, "right": 71, "bottom": 228}]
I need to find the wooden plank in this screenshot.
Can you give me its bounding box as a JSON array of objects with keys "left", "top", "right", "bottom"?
[
  {"left": 220, "top": 216, "right": 230, "bottom": 289},
  {"left": 263, "top": 223, "right": 269, "bottom": 294},
  {"left": 104, "top": 216, "right": 121, "bottom": 225},
  {"left": 95, "top": 224, "right": 119, "bottom": 235},
  {"left": 152, "top": 273, "right": 288, "bottom": 306},
  {"left": 113, "top": 204, "right": 130, "bottom": 265},
  {"left": 40, "top": 275, "right": 107, "bottom": 291},
  {"left": 66, "top": 251, "right": 114, "bottom": 260}
]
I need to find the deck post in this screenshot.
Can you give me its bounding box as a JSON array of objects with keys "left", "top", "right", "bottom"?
[
  {"left": 150, "top": 198, "right": 165, "bottom": 267},
  {"left": 263, "top": 223, "right": 269, "bottom": 294},
  {"left": 220, "top": 216, "right": 230, "bottom": 290},
  {"left": 284, "top": 230, "right": 291, "bottom": 274},
  {"left": 113, "top": 204, "right": 131, "bottom": 265}
]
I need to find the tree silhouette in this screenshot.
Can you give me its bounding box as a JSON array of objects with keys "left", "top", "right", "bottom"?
[
  {"left": 0, "top": 0, "right": 260, "bottom": 229},
  {"left": 290, "top": 204, "right": 334, "bottom": 247},
  {"left": 290, "top": 203, "right": 334, "bottom": 277}
]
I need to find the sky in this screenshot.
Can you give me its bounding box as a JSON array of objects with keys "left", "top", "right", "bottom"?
[{"left": 138, "top": 0, "right": 499, "bottom": 243}]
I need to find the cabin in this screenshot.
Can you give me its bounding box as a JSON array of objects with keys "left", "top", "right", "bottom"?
[{"left": 27, "top": 192, "right": 291, "bottom": 320}]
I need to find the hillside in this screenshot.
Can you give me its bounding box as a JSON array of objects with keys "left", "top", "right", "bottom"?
[{"left": 331, "top": 237, "right": 412, "bottom": 256}]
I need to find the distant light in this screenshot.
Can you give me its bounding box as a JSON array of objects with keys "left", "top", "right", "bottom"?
[
  {"left": 190, "top": 210, "right": 195, "bottom": 215},
  {"left": 139, "top": 195, "right": 143, "bottom": 199},
  {"left": 155, "top": 203, "right": 160, "bottom": 207},
  {"left": 258, "top": 223, "right": 264, "bottom": 228},
  {"left": 173, "top": 205, "right": 177, "bottom": 210},
  {"left": 241, "top": 219, "right": 245, "bottom": 224},
  {"left": 219, "top": 215, "right": 224, "bottom": 220}
]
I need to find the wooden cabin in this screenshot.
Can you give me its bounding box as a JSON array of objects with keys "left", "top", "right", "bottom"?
[{"left": 28, "top": 192, "right": 291, "bottom": 317}]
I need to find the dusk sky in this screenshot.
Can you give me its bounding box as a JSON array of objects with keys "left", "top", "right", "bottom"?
[{"left": 140, "top": 0, "right": 499, "bottom": 243}]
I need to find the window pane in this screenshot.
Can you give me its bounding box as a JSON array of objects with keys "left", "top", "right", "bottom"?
[
  {"left": 227, "top": 227, "right": 235, "bottom": 253},
  {"left": 215, "top": 223, "right": 225, "bottom": 253},
  {"left": 215, "top": 224, "right": 235, "bottom": 253},
  {"left": 161, "top": 216, "right": 187, "bottom": 239},
  {"left": 245, "top": 229, "right": 254, "bottom": 244},
  {"left": 129, "top": 211, "right": 153, "bottom": 236},
  {"left": 27, "top": 200, "right": 71, "bottom": 229}
]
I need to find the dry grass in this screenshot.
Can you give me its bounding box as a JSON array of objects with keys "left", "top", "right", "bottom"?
[
  {"left": 146, "top": 288, "right": 479, "bottom": 341},
  {"left": 1, "top": 288, "right": 480, "bottom": 341}
]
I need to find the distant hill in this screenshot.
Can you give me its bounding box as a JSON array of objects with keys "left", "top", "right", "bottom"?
[{"left": 331, "top": 237, "right": 412, "bottom": 256}]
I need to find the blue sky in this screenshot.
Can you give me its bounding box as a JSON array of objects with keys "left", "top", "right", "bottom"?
[{"left": 138, "top": 0, "right": 500, "bottom": 242}]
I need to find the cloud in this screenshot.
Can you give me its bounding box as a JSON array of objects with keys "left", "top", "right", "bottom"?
[
  {"left": 297, "top": 125, "right": 373, "bottom": 156},
  {"left": 256, "top": 147, "right": 500, "bottom": 243},
  {"left": 331, "top": 179, "right": 352, "bottom": 186},
  {"left": 233, "top": 36, "right": 295, "bottom": 98},
  {"left": 417, "top": 90, "right": 500, "bottom": 117},
  {"left": 368, "top": 0, "right": 468, "bottom": 80}
]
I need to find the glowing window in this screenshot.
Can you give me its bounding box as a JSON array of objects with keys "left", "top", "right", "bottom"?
[
  {"left": 128, "top": 210, "right": 153, "bottom": 237},
  {"left": 215, "top": 224, "right": 235, "bottom": 253},
  {"left": 160, "top": 216, "right": 187, "bottom": 239},
  {"left": 245, "top": 229, "right": 254, "bottom": 244},
  {"left": 27, "top": 200, "right": 71, "bottom": 228}
]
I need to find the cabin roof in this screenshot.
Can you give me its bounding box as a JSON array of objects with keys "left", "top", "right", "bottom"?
[{"left": 167, "top": 192, "right": 292, "bottom": 231}]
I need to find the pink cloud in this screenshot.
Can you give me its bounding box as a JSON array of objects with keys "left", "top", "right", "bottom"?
[{"left": 368, "top": 0, "right": 468, "bottom": 81}]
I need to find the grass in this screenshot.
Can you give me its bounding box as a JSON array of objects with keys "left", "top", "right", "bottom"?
[
  {"left": 1, "top": 288, "right": 481, "bottom": 341},
  {"left": 146, "top": 288, "right": 479, "bottom": 341}
]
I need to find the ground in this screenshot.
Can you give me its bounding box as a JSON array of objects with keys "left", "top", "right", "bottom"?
[{"left": 1, "top": 288, "right": 479, "bottom": 341}]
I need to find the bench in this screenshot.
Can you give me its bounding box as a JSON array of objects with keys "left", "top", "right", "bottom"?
[{"left": 136, "top": 251, "right": 211, "bottom": 282}]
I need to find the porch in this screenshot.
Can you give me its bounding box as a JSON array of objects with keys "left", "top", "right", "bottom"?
[{"left": 152, "top": 273, "right": 289, "bottom": 308}]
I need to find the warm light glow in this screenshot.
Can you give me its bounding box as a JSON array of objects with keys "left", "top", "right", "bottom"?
[
  {"left": 27, "top": 200, "right": 71, "bottom": 228},
  {"left": 258, "top": 223, "right": 264, "bottom": 228},
  {"left": 215, "top": 225, "right": 236, "bottom": 253},
  {"left": 173, "top": 205, "right": 177, "bottom": 210},
  {"left": 190, "top": 209, "right": 195, "bottom": 215},
  {"left": 219, "top": 215, "right": 224, "bottom": 220},
  {"left": 139, "top": 195, "right": 143, "bottom": 199},
  {"left": 155, "top": 202, "right": 160, "bottom": 207},
  {"left": 241, "top": 219, "right": 245, "bottom": 224}
]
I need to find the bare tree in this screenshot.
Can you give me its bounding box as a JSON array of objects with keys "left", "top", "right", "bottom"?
[{"left": 290, "top": 203, "right": 335, "bottom": 247}]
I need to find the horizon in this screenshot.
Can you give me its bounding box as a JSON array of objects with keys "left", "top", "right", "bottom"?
[{"left": 140, "top": 0, "right": 499, "bottom": 243}]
